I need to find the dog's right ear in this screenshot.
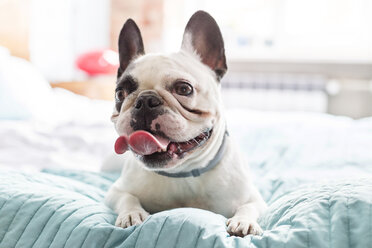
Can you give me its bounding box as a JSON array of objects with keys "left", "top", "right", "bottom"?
[{"left": 117, "top": 19, "right": 145, "bottom": 78}]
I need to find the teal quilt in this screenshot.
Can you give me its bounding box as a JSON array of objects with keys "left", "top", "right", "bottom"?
[{"left": 1, "top": 113, "right": 372, "bottom": 248}]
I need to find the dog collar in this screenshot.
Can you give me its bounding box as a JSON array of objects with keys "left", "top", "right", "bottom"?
[{"left": 155, "top": 130, "right": 229, "bottom": 178}]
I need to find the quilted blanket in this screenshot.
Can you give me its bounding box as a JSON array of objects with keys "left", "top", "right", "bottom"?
[{"left": 1, "top": 112, "right": 372, "bottom": 248}]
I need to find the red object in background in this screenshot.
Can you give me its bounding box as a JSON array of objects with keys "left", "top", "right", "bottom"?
[{"left": 76, "top": 49, "right": 119, "bottom": 76}]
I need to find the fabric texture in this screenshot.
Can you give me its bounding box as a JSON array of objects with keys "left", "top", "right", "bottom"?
[
  {"left": 0, "top": 170, "right": 371, "bottom": 248},
  {"left": 1, "top": 112, "right": 372, "bottom": 247}
]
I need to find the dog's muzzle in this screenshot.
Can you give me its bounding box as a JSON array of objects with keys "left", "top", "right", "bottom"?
[
  {"left": 133, "top": 93, "right": 163, "bottom": 113},
  {"left": 130, "top": 92, "right": 164, "bottom": 131}
]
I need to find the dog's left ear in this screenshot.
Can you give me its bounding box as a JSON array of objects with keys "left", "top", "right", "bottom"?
[{"left": 181, "top": 11, "right": 227, "bottom": 80}]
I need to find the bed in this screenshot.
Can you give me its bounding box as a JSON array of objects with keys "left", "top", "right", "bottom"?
[{"left": 1, "top": 51, "right": 372, "bottom": 247}]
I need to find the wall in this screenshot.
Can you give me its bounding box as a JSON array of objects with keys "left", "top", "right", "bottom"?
[
  {"left": 110, "top": 0, "right": 164, "bottom": 53},
  {"left": 0, "top": 0, "right": 30, "bottom": 59}
]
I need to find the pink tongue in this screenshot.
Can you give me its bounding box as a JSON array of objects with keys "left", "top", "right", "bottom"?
[
  {"left": 129, "top": 131, "right": 169, "bottom": 155},
  {"left": 114, "top": 131, "right": 170, "bottom": 156},
  {"left": 115, "top": 136, "right": 128, "bottom": 154}
]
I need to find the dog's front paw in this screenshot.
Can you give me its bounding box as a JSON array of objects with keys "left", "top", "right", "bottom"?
[
  {"left": 115, "top": 209, "right": 149, "bottom": 228},
  {"left": 226, "top": 217, "right": 263, "bottom": 237}
]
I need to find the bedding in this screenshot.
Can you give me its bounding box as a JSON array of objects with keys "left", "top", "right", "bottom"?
[
  {"left": 1, "top": 89, "right": 372, "bottom": 247},
  {"left": 1, "top": 170, "right": 371, "bottom": 248},
  {"left": 0, "top": 89, "right": 115, "bottom": 172},
  {"left": 0, "top": 48, "right": 54, "bottom": 120}
]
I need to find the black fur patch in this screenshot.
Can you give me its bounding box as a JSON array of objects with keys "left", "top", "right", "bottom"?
[
  {"left": 130, "top": 107, "right": 166, "bottom": 132},
  {"left": 115, "top": 75, "right": 138, "bottom": 112},
  {"left": 155, "top": 123, "right": 161, "bottom": 131},
  {"left": 139, "top": 152, "right": 172, "bottom": 168}
]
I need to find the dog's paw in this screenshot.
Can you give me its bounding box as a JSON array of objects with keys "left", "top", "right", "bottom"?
[
  {"left": 226, "top": 217, "right": 263, "bottom": 237},
  {"left": 115, "top": 209, "right": 149, "bottom": 228}
]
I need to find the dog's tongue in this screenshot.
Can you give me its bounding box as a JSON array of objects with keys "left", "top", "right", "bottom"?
[
  {"left": 129, "top": 131, "right": 169, "bottom": 155},
  {"left": 114, "top": 136, "right": 129, "bottom": 154},
  {"left": 114, "top": 131, "right": 169, "bottom": 156}
]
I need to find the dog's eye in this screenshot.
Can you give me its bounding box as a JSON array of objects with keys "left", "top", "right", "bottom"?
[
  {"left": 174, "top": 81, "right": 193, "bottom": 96},
  {"left": 115, "top": 89, "right": 125, "bottom": 102}
]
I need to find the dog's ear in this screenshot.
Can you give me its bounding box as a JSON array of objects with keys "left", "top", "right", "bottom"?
[
  {"left": 181, "top": 11, "right": 227, "bottom": 80},
  {"left": 117, "top": 19, "right": 145, "bottom": 78}
]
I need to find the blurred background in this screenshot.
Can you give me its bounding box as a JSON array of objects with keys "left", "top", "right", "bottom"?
[{"left": 1, "top": 0, "right": 372, "bottom": 118}]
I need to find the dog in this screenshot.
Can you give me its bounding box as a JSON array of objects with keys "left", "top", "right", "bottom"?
[{"left": 105, "top": 10, "right": 267, "bottom": 237}]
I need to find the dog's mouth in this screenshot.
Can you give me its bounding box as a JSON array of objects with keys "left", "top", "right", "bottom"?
[{"left": 114, "top": 129, "right": 213, "bottom": 165}]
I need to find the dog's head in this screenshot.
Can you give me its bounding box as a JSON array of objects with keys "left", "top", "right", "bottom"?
[{"left": 112, "top": 11, "right": 227, "bottom": 171}]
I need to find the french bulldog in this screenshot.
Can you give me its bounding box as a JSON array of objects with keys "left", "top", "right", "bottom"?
[{"left": 105, "top": 10, "right": 267, "bottom": 237}]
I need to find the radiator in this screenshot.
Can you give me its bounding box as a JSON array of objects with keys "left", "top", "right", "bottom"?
[{"left": 221, "top": 73, "right": 328, "bottom": 112}]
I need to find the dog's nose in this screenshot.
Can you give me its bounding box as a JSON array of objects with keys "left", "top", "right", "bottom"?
[{"left": 134, "top": 94, "right": 163, "bottom": 110}]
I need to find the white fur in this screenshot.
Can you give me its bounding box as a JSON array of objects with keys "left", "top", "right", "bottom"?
[{"left": 106, "top": 43, "right": 267, "bottom": 237}]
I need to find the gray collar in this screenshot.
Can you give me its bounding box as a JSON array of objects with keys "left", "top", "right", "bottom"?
[{"left": 155, "top": 130, "right": 229, "bottom": 178}]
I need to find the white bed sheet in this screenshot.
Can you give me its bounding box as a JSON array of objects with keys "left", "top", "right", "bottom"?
[{"left": 0, "top": 89, "right": 116, "bottom": 172}]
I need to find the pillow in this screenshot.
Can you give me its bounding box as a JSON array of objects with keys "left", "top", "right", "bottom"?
[{"left": 0, "top": 46, "right": 53, "bottom": 120}]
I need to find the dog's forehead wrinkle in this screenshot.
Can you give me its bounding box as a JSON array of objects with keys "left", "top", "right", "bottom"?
[{"left": 128, "top": 52, "right": 216, "bottom": 90}]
